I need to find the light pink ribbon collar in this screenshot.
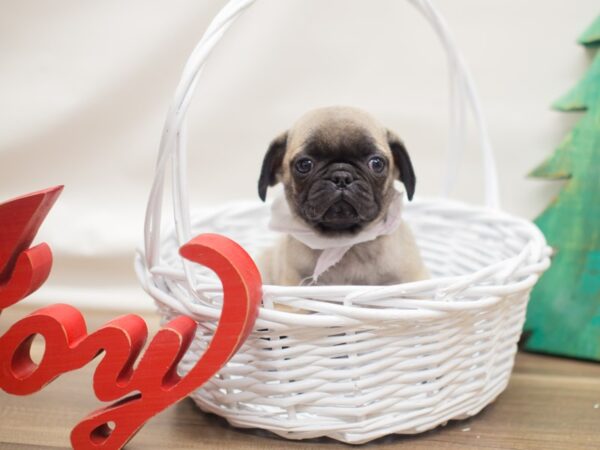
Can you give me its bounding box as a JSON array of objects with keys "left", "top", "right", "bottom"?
[{"left": 269, "top": 188, "right": 404, "bottom": 283}]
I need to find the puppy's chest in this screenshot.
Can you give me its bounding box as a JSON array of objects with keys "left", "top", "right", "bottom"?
[{"left": 296, "top": 235, "right": 402, "bottom": 285}]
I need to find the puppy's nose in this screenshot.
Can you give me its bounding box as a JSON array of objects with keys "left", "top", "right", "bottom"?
[{"left": 330, "top": 170, "right": 354, "bottom": 188}]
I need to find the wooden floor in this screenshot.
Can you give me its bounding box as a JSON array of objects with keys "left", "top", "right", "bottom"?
[{"left": 1, "top": 304, "right": 599, "bottom": 450}]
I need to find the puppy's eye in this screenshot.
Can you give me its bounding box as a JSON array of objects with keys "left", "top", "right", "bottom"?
[
  {"left": 368, "top": 156, "right": 386, "bottom": 173},
  {"left": 295, "top": 158, "right": 314, "bottom": 174}
]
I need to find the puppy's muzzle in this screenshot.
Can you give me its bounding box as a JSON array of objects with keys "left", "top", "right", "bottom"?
[
  {"left": 327, "top": 163, "right": 356, "bottom": 189},
  {"left": 330, "top": 170, "right": 354, "bottom": 189}
]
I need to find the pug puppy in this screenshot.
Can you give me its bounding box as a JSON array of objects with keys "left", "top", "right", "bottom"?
[{"left": 257, "top": 106, "right": 428, "bottom": 286}]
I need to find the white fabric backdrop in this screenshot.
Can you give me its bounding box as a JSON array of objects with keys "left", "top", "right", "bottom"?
[{"left": 1, "top": 0, "right": 596, "bottom": 310}]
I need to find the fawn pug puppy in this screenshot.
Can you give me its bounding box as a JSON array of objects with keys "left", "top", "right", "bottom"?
[{"left": 257, "top": 106, "right": 428, "bottom": 286}]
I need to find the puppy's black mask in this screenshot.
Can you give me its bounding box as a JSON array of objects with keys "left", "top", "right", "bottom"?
[{"left": 258, "top": 129, "right": 415, "bottom": 236}]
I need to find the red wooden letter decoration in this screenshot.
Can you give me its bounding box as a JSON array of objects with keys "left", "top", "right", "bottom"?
[
  {"left": 0, "top": 188, "right": 263, "bottom": 450},
  {"left": 70, "top": 233, "right": 262, "bottom": 449},
  {"left": 0, "top": 186, "right": 63, "bottom": 308}
]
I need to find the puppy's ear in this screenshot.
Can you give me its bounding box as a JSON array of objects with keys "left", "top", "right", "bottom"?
[
  {"left": 386, "top": 130, "right": 416, "bottom": 201},
  {"left": 258, "top": 131, "right": 288, "bottom": 201}
]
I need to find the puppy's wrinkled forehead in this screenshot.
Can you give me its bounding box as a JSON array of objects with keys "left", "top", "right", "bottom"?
[{"left": 285, "top": 107, "right": 390, "bottom": 161}]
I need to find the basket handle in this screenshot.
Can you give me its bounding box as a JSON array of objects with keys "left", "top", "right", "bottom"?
[{"left": 143, "top": 0, "right": 501, "bottom": 269}]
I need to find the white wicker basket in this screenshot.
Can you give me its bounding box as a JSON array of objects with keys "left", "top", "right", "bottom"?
[{"left": 135, "top": 0, "right": 551, "bottom": 444}]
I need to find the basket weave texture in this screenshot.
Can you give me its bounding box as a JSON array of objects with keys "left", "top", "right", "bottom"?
[
  {"left": 135, "top": 0, "right": 551, "bottom": 443},
  {"left": 137, "top": 199, "right": 550, "bottom": 443}
]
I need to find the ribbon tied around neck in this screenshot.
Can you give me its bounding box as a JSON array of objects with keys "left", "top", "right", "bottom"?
[{"left": 269, "top": 188, "right": 404, "bottom": 283}]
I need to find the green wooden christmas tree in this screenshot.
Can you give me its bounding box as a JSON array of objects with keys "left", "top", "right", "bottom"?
[{"left": 524, "top": 16, "right": 600, "bottom": 361}]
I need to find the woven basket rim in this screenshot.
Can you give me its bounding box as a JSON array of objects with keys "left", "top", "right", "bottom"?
[{"left": 136, "top": 197, "right": 551, "bottom": 324}]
